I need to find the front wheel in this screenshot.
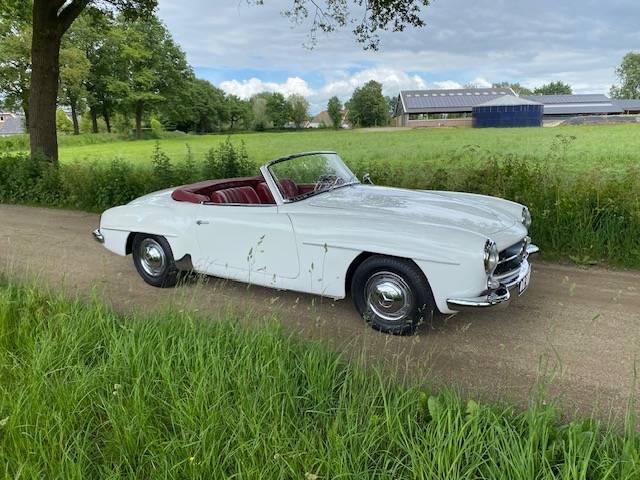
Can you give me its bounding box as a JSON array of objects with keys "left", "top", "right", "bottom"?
[
  {"left": 132, "top": 234, "right": 180, "bottom": 288},
  {"left": 351, "top": 256, "right": 435, "bottom": 335}
]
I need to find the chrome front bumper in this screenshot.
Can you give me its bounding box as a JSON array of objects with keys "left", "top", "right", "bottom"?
[
  {"left": 92, "top": 228, "right": 104, "bottom": 244},
  {"left": 446, "top": 244, "right": 539, "bottom": 311}
]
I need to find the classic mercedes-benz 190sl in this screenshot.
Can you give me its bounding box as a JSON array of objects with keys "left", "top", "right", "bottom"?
[{"left": 93, "top": 151, "right": 538, "bottom": 335}]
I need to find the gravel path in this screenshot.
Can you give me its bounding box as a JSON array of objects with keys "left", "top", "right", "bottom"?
[{"left": 2, "top": 203, "right": 639, "bottom": 419}]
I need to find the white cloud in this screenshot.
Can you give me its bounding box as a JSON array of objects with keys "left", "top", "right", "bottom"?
[
  {"left": 320, "top": 68, "right": 427, "bottom": 99},
  {"left": 469, "top": 77, "right": 492, "bottom": 88},
  {"left": 220, "top": 77, "right": 314, "bottom": 99},
  {"left": 432, "top": 80, "right": 463, "bottom": 90}
]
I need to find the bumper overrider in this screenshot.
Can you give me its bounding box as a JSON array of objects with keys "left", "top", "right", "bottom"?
[
  {"left": 447, "top": 244, "right": 539, "bottom": 310},
  {"left": 92, "top": 228, "right": 104, "bottom": 244}
]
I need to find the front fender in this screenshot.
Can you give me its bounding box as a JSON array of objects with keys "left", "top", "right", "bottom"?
[{"left": 99, "top": 204, "right": 195, "bottom": 259}]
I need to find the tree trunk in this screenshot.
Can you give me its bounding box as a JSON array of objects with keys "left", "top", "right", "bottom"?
[
  {"left": 90, "top": 106, "right": 98, "bottom": 133},
  {"left": 102, "top": 107, "right": 111, "bottom": 133},
  {"left": 22, "top": 105, "right": 30, "bottom": 132},
  {"left": 70, "top": 101, "right": 80, "bottom": 135},
  {"left": 135, "top": 103, "right": 143, "bottom": 139},
  {"left": 29, "top": 6, "right": 62, "bottom": 164}
]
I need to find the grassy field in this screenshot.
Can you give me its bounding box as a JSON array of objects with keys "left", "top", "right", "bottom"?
[
  {"left": 1, "top": 280, "right": 638, "bottom": 478},
  {"left": 50, "top": 124, "right": 640, "bottom": 174}
]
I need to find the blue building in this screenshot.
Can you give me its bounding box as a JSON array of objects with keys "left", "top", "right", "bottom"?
[{"left": 472, "top": 95, "right": 543, "bottom": 128}]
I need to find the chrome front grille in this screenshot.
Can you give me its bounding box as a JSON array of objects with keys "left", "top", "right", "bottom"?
[{"left": 493, "top": 238, "right": 528, "bottom": 281}]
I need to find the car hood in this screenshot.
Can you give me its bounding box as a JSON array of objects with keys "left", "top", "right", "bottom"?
[{"left": 307, "top": 185, "right": 518, "bottom": 237}]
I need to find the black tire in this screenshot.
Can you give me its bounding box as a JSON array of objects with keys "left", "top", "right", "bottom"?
[
  {"left": 351, "top": 255, "right": 435, "bottom": 335},
  {"left": 132, "top": 233, "right": 180, "bottom": 288}
]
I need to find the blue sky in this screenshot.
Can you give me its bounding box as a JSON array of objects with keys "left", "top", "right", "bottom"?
[{"left": 157, "top": 0, "right": 639, "bottom": 113}]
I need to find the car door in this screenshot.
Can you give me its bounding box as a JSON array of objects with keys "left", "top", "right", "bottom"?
[{"left": 191, "top": 204, "right": 300, "bottom": 285}]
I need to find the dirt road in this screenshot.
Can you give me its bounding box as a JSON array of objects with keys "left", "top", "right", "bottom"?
[{"left": 2, "top": 204, "right": 639, "bottom": 418}]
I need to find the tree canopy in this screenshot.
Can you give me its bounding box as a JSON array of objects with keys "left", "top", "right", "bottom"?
[
  {"left": 610, "top": 52, "right": 640, "bottom": 99},
  {"left": 327, "top": 96, "right": 343, "bottom": 129},
  {"left": 347, "top": 80, "right": 389, "bottom": 127},
  {"left": 533, "top": 81, "right": 572, "bottom": 96}
]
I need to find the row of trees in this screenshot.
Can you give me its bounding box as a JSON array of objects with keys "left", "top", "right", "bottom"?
[
  {"left": 0, "top": 7, "right": 318, "bottom": 137},
  {"left": 1, "top": 0, "right": 431, "bottom": 164}
]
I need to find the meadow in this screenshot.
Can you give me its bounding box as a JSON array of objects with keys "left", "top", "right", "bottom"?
[
  {"left": 3, "top": 124, "right": 640, "bottom": 174},
  {"left": 0, "top": 280, "right": 638, "bottom": 478}
]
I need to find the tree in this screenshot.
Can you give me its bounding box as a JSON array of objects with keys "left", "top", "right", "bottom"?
[
  {"left": 59, "top": 46, "right": 90, "bottom": 135},
  {"left": 287, "top": 94, "right": 309, "bottom": 128},
  {"left": 533, "top": 81, "right": 572, "bottom": 95},
  {"left": 118, "top": 16, "right": 191, "bottom": 138},
  {"left": 162, "top": 78, "right": 228, "bottom": 133},
  {"left": 251, "top": 94, "right": 270, "bottom": 131},
  {"left": 65, "top": 10, "right": 126, "bottom": 134},
  {"left": 265, "top": 92, "right": 291, "bottom": 129},
  {"left": 226, "top": 95, "right": 253, "bottom": 130},
  {"left": 492, "top": 81, "right": 532, "bottom": 96},
  {"left": 610, "top": 52, "right": 640, "bottom": 99},
  {"left": 346, "top": 80, "right": 388, "bottom": 127},
  {"left": 0, "top": 19, "right": 31, "bottom": 127},
  {"left": 327, "top": 96, "right": 342, "bottom": 129},
  {"left": 386, "top": 95, "right": 398, "bottom": 117},
  {"left": 0, "top": 0, "right": 157, "bottom": 163}
]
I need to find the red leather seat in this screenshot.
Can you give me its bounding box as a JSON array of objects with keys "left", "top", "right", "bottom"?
[
  {"left": 210, "top": 186, "right": 260, "bottom": 204},
  {"left": 278, "top": 179, "right": 299, "bottom": 200},
  {"left": 255, "top": 182, "right": 275, "bottom": 204}
]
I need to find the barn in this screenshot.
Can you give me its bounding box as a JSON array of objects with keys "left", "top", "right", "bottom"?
[{"left": 393, "top": 88, "right": 515, "bottom": 128}]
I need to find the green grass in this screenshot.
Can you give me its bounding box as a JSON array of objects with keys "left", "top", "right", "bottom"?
[
  {"left": 0, "top": 281, "right": 638, "bottom": 478},
  {"left": 51, "top": 125, "right": 640, "bottom": 175}
]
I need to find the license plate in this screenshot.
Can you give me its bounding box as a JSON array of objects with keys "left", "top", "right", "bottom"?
[{"left": 518, "top": 270, "right": 531, "bottom": 295}]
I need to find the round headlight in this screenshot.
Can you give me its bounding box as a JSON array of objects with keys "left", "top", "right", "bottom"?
[
  {"left": 484, "top": 239, "right": 499, "bottom": 274},
  {"left": 521, "top": 207, "right": 532, "bottom": 229}
]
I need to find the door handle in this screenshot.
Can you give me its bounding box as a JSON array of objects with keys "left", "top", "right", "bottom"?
[{"left": 196, "top": 220, "right": 209, "bottom": 225}]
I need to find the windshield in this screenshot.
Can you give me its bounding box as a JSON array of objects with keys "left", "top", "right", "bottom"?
[{"left": 268, "top": 152, "right": 359, "bottom": 202}]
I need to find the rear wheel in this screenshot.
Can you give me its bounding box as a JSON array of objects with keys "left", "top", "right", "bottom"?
[
  {"left": 132, "top": 234, "right": 179, "bottom": 288},
  {"left": 351, "top": 255, "right": 435, "bottom": 335}
]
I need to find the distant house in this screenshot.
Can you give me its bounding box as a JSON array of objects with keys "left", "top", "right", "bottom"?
[
  {"left": 0, "top": 112, "right": 26, "bottom": 136},
  {"left": 307, "top": 109, "right": 351, "bottom": 129}
]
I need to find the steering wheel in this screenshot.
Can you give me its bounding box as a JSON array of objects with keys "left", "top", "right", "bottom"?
[{"left": 313, "top": 174, "right": 339, "bottom": 192}]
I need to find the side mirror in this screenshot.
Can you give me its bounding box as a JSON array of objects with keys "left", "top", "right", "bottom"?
[{"left": 362, "top": 173, "right": 374, "bottom": 185}]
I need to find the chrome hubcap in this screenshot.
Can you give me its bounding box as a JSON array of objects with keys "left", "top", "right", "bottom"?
[
  {"left": 365, "top": 271, "right": 413, "bottom": 322},
  {"left": 139, "top": 238, "right": 166, "bottom": 277}
]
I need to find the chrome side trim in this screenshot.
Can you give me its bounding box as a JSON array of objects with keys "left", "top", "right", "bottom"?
[{"left": 92, "top": 228, "right": 104, "bottom": 244}]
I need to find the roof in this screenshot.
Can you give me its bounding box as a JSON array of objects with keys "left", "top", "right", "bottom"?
[
  {"left": 398, "top": 88, "right": 516, "bottom": 114},
  {"left": 475, "top": 95, "right": 543, "bottom": 107},
  {"left": 612, "top": 99, "right": 640, "bottom": 111},
  {"left": 541, "top": 104, "right": 623, "bottom": 115},
  {"left": 520, "top": 94, "right": 623, "bottom": 115},
  {"left": 0, "top": 113, "right": 26, "bottom": 135},
  {"left": 521, "top": 94, "right": 612, "bottom": 104}
]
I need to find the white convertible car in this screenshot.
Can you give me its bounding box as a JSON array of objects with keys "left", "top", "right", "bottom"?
[{"left": 94, "top": 151, "right": 538, "bottom": 335}]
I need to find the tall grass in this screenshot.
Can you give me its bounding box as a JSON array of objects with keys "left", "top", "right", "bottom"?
[{"left": 0, "top": 281, "right": 638, "bottom": 478}]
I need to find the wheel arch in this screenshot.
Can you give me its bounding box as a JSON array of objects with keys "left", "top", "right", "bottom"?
[{"left": 344, "top": 251, "right": 431, "bottom": 296}]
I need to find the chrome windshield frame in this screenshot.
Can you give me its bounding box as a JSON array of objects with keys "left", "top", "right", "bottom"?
[{"left": 261, "top": 151, "right": 359, "bottom": 204}]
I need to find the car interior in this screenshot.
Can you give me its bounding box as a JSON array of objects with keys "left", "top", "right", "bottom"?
[{"left": 171, "top": 176, "right": 313, "bottom": 205}]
